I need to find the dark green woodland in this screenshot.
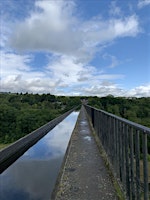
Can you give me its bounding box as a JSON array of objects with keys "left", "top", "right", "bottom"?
[{"left": 0, "top": 93, "right": 150, "bottom": 145}]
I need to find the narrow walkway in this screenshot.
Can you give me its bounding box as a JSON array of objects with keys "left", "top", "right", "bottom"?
[{"left": 53, "top": 106, "right": 118, "bottom": 200}]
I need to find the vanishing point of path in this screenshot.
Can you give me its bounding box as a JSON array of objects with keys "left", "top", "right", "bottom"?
[{"left": 53, "top": 106, "right": 118, "bottom": 200}]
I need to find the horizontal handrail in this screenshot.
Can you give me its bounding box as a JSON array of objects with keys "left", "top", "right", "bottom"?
[{"left": 86, "top": 105, "right": 150, "bottom": 134}]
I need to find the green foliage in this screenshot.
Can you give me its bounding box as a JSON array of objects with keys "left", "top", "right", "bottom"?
[
  {"left": 0, "top": 93, "right": 81, "bottom": 144},
  {"left": 87, "top": 96, "right": 150, "bottom": 128},
  {"left": 87, "top": 95, "right": 150, "bottom": 153},
  {"left": 0, "top": 93, "right": 149, "bottom": 147}
]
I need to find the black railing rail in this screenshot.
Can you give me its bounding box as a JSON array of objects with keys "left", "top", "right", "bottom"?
[{"left": 84, "top": 105, "right": 150, "bottom": 200}]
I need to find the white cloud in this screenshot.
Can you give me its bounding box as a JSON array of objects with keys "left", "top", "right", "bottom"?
[
  {"left": 127, "top": 84, "right": 150, "bottom": 97},
  {"left": 45, "top": 55, "right": 124, "bottom": 87},
  {"left": 46, "top": 55, "right": 84, "bottom": 84},
  {"left": 113, "top": 15, "right": 140, "bottom": 37},
  {"left": 0, "top": 50, "right": 124, "bottom": 94},
  {"left": 9, "top": 0, "right": 81, "bottom": 55},
  {"left": 72, "top": 82, "right": 150, "bottom": 97},
  {"left": 1, "top": 50, "right": 149, "bottom": 97},
  {"left": 1, "top": 74, "right": 60, "bottom": 94},
  {"left": 0, "top": 50, "right": 56, "bottom": 93},
  {"left": 81, "top": 15, "right": 139, "bottom": 56},
  {"left": 76, "top": 81, "right": 126, "bottom": 97},
  {"left": 1, "top": 0, "right": 148, "bottom": 98},
  {"left": 9, "top": 0, "right": 140, "bottom": 63},
  {"left": 138, "top": 0, "right": 150, "bottom": 8},
  {"left": 0, "top": 51, "right": 31, "bottom": 75}
]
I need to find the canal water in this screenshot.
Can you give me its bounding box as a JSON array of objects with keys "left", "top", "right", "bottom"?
[{"left": 0, "top": 111, "right": 79, "bottom": 200}]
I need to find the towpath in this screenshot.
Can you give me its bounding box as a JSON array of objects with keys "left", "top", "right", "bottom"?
[{"left": 53, "top": 106, "right": 118, "bottom": 200}]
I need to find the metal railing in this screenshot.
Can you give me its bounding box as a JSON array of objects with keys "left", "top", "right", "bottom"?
[{"left": 84, "top": 105, "right": 150, "bottom": 200}]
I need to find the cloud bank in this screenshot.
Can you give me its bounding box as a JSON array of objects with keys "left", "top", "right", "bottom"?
[
  {"left": 9, "top": 0, "right": 140, "bottom": 62},
  {"left": 1, "top": 0, "right": 149, "bottom": 97}
]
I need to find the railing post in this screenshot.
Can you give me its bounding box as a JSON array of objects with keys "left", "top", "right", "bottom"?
[
  {"left": 107, "top": 115, "right": 110, "bottom": 156},
  {"left": 113, "top": 118, "right": 117, "bottom": 173},
  {"left": 98, "top": 110, "right": 101, "bottom": 138},
  {"left": 142, "top": 132, "right": 148, "bottom": 200},
  {"left": 129, "top": 127, "right": 135, "bottom": 199},
  {"left": 116, "top": 119, "right": 120, "bottom": 178},
  {"left": 95, "top": 110, "right": 98, "bottom": 136},
  {"left": 121, "top": 122, "right": 126, "bottom": 190},
  {"left": 84, "top": 105, "right": 150, "bottom": 200},
  {"left": 91, "top": 108, "right": 94, "bottom": 128},
  {"left": 118, "top": 121, "right": 122, "bottom": 181},
  {"left": 109, "top": 116, "right": 114, "bottom": 164},
  {"left": 135, "top": 130, "right": 140, "bottom": 200},
  {"left": 125, "top": 124, "right": 131, "bottom": 199}
]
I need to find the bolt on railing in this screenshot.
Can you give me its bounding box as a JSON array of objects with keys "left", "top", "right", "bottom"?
[{"left": 84, "top": 105, "right": 150, "bottom": 200}]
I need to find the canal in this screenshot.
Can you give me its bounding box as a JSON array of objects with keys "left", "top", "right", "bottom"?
[{"left": 0, "top": 111, "right": 79, "bottom": 200}]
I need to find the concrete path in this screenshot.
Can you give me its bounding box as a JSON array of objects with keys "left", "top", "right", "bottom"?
[{"left": 53, "top": 106, "right": 118, "bottom": 200}]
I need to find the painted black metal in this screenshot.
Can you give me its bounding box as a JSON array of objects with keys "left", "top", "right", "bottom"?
[{"left": 84, "top": 105, "right": 150, "bottom": 200}]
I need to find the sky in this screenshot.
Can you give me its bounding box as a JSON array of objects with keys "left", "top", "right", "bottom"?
[{"left": 0, "top": 0, "right": 150, "bottom": 97}]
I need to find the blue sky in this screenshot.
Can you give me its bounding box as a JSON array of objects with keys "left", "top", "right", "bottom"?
[{"left": 0, "top": 0, "right": 150, "bottom": 97}]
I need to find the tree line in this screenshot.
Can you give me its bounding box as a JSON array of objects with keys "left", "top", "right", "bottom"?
[
  {"left": 0, "top": 93, "right": 150, "bottom": 146},
  {"left": 87, "top": 95, "right": 150, "bottom": 128},
  {"left": 0, "top": 93, "right": 81, "bottom": 144}
]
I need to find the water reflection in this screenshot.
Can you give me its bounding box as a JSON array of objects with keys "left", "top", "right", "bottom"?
[
  {"left": 0, "top": 112, "right": 79, "bottom": 200},
  {"left": 84, "top": 136, "right": 92, "bottom": 142}
]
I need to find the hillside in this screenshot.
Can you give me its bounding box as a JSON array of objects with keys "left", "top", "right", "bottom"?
[{"left": 0, "top": 93, "right": 150, "bottom": 146}]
